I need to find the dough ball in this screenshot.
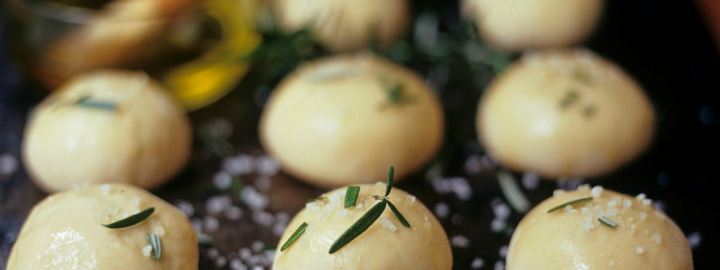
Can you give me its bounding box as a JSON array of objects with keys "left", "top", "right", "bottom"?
[
  {"left": 270, "top": 0, "right": 409, "bottom": 51},
  {"left": 477, "top": 49, "right": 654, "bottom": 178},
  {"left": 260, "top": 54, "right": 444, "bottom": 187},
  {"left": 462, "top": 0, "right": 604, "bottom": 51},
  {"left": 7, "top": 183, "right": 198, "bottom": 270},
  {"left": 273, "top": 182, "right": 452, "bottom": 269},
  {"left": 22, "top": 70, "right": 192, "bottom": 192},
  {"left": 507, "top": 186, "right": 693, "bottom": 270}
]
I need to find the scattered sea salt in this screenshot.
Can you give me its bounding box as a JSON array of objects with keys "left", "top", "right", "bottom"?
[
  {"left": 241, "top": 187, "right": 269, "bottom": 210},
  {"left": 651, "top": 233, "right": 663, "bottom": 244},
  {"left": 591, "top": 186, "right": 604, "bottom": 198},
  {"left": 498, "top": 245, "right": 508, "bottom": 258},
  {"left": 435, "top": 202, "right": 450, "bottom": 218},
  {"left": 490, "top": 218, "right": 506, "bottom": 233},
  {"left": 494, "top": 260, "right": 505, "bottom": 270},
  {"left": 207, "top": 196, "right": 232, "bottom": 215},
  {"left": 688, "top": 232, "right": 702, "bottom": 249},
  {"left": 142, "top": 245, "right": 153, "bottom": 257},
  {"left": 492, "top": 202, "right": 511, "bottom": 220},
  {"left": 0, "top": 153, "right": 18, "bottom": 176},
  {"left": 380, "top": 218, "right": 398, "bottom": 232},
  {"left": 204, "top": 216, "right": 220, "bottom": 233},
  {"left": 635, "top": 246, "right": 644, "bottom": 254},
  {"left": 451, "top": 235, "right": 470, "bottom": 248},
  {"left": 213, "top": 171, "right": 233, "bottom": 190},
  {"left": 471, "top": 257, "right": 485, "bottom": 269},
  {"left": 521, "top": 173, "right": 539, "bottom": 190}
]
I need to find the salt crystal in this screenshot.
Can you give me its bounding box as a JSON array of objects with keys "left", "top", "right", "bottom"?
[
  {"left": 449, "top": 177, "right": 473, "bottom": 201},
  {"left": 224, "top": 206, "right": 243, "bottom": 220},
  {"left": 491, "top": 218, "right": 506, "bottom": 232},
  {"left": 494, "top": 260, "right": 505, "bottom": 270},
  {"left": 591, "top": 186, "right": 604, "bottom": 198},
  {"left": 553, "top": 189, "right": 566, "bottom": 197},
  {"left": 176, "top": 201, "right": 195, "bottom": 217},
  {"left": 380, "top": 218, "right": 398, "bottom": 232},
  {"left": 435, "top": 202, "right": 450, "bottom": 218},
  {"left": 498, "top": 245, "right": 509, "bottom": 258},
  {"left": 252, "top": 241, "right": 264, "bottom": 252},
  {"left": 230, "top": 259, "right": 247, "bottom": 270},
  {"left": 0, "top": 154, "right": 18, "bottom": 176},
  {"left": 255, "top": 156, "right": 280, "bottom": 176},
  {"left": 223, "top": 155, "right": 254, "bottom": 175},
  {"left": 241, "top": 187, "right": 269, "bottom": 210},
  {"left": 651, "top": 233, "right": 663, "bottom": 244},
  {"left": 142, "top": 245, "right": 153, "bottom": 257},
  {"left": 471, "top": 257, "right": 485, "bottom": 269},
  {"left": 255, "top": 177, "right": 272, "bottom": 192},
  {"left": 406, "top": 194, "right": 417, "bottom": 203},
  {"left": 207, "top": 196, "right": 232, "bottom": 215},
  {"left": 204, "top": 216, "right": 220, "bottom": 233},
  {"left": 623, "top": 199, "right": 633, "bottom": 209},
  {"left": 636, "top": 193, "right": 646, "bottom": 201},
  {"left": 208, "top": 248, "right": 220, "bottom": 258},
  {"left": 493, "top": 203, "right": 511, "bottom": 220},
  {"left": 635, "top": 246, "right": 644, "bottom": 254},
  {"left": 521, "top": 173, "right": 540, "bottom": 190},
  {"left": 688, "top": 232, "right": 702, "bottom": 249},
  {"left": 215, "top": 257, "right": 228, "bottom": 268},
  {"left": 642, "top": 199, "right": 652, "bottom": 206},
  {"left": 213, "top": 171, "right": 233, "bottom": 190},
  {"left": 639, "top": 212, "right": 647, "bottom": 221},
  {"left": 451, "top": 235, "right": 470, "bottom": 248},
  {"left": 252, "top": 211, "right": 275, "bottom": 226}
]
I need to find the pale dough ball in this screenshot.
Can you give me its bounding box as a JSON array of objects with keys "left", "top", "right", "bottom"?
[
  {"left": 477, "top": 49, "right": 655, "bottom": 178},
  {"left": 507, "top": 186, "right": 693, "bottom": 270},
  {"left": 270, "top": 0, "right": 409, "bottom": 51},
  {"left": 260, "top": 54, "right": 444, "bottom": 187},
  {"left": 462, "top": 0, "right": 604, "bottom": 51},
  {"left": 273, "top": 182, "right": 452, "bottom": 269},
  {"left": 23, "top": 70, "right": 192, "bottom": 192},
  {"left": 7, "top": 183, "right": 198, "bottom": 270}
]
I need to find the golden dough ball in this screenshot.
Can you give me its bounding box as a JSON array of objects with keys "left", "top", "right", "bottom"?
[
  {"left": 270, "top": 0, "right": 409, "bottom": 51},
  {"left": 22, "top": 70, "right": 192, "bottom": 192},
  {"left": 462, "top": 0, "right": 604, "bottom": 51},
  {"left": 7, "top": 183, "right": 198, "bottom": 270},
  {"left": 260, "top": 54, "right": 444, "bottom": 188},
  {"left": 507, "top": 186, "right": 693, "bottom": 270},
  {"left": 477, "top": 49, "right": 655, "bottom": 178},
  {"left": 273, "top": 182, "right": 452, "bottom": 269}
]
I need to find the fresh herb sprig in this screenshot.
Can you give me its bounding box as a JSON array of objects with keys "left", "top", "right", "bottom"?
[
  {"left": 344, "top": 186, "right": 360, "bottom": 208},
  {"left": 598, "top": 216, "right": 619, "bottom": 228},
  {"left": 329, "top": 166, "right": 411, "bottom": 254},
  {"left": 280, "top": 222, "right": 308, "bottom": 252},
  {"left": 75, "top": 96, "right": 117, "bottom": 111},
  {"left": 103, "top": 207, "right": 155, "bottom": 229},
  {"left": 147, "top": 233, "right": 162, "bottom": 261},
  {"left": 546, "top": 197, "right": 593, "bottom": 213}
]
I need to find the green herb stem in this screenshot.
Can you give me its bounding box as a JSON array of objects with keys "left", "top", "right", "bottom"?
[
  {"left": 329, "top": 200, "right": 387, "bottom": 254},
  {"left": 344, "top": 186, "right": 361, "bottom": 208},
  {"left": 103, "top": 207, "right": 155, "bottom": 229},
  {"left": 598, "top": 217, "right": 619, "bottom": 228},
  {"left": 75, "top": 96, "right": 117, "bottom": 111},
  {"left": 386, "top": 200, "right": 410, "bottom": 228},
  {"left": 281, "top": 222, "right": 308, "bottom": 252},
  {"left": 547, "top": 197, "right": 594, "bottom": 213}
]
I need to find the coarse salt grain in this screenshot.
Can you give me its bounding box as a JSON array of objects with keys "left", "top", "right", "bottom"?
[
  {"left": 204, "top": 216, "right": 220, "bottom": 233},
  {"left": 688, "top": 232, "right": 702, "bottom": 249},
  {"left": 491, "top": 218, "right": 506, "bottom": 232},
  {"left": 642, "top": 199, "right": 652, "bottom": 206},
  {"left": 591, "top": 186, "right": 604, "bottom": 198},
  {"left": 493, "top": 203, "right": 511, "bottom": 220},
  {"left": 207, "top": 195, "right": 232, "bottom": 215},
  {"left": 213, "top": 171, "right": 233, "bottom": 190},
  {"left": 651, "top": 233, "right": 663, "bottom": 244},
  {"left": 451, "top": 235, "right": 470, "bottom": 248},
  {"left": 636, "top": 193, "right": 646, "bottom": 201},
  {"left": 241, "top": 187, "right": 269, "bottom": 210},
  {"left": 471, "top": 257, "right": 485, "bottom": 269},
  {"left": 498, "top": 245, "right": 508, "bottom": 258},
  {"left": 435, "top": 202, "right": 450, "bottom": 219},
  {"left": 142, "top": 245, "right": 153, "bottom": 257},
  {"left": 635, "top": 246, "right": 644, "bottom": 254},
  {"left": 521, "top": 173, "right": 540, "bottom": 190},
  {"left": 623, "top": 199, "right": 633, "bottom": 209},
  {"left": 0, "top": 154, "right": 18, "bottom": 176},
  {"left": 494, "top": 260, "right": 505, "bottom": 270},
  {"left": 553, "top": 189, "right": 566, "bottom": 197},
  {"left": 224, "top": 206, "right": 243, "bottom": 220},
  {"left": 176, "top": 200, "right": 195, "bottom": 217},
  {"left": 380, "top": 218, "right": 398, "bottom": 232},
  {"left": 639, "top": 212, "right": 647, "bottom": 221},
  {"left": 255, "top": 155, "right": 280, "bottom": 176},
  {"left": 406, "top": 194, "right": 417, "bottom": 203}
]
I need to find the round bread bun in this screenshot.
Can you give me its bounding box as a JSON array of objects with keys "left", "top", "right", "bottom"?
[
  {"left": 273, "top": 181, "right": 452, "bottom": 269},
  {"left": 22, "top": 70, "right": 192, "bottom": 192},
  {"left": 507, "top": 186, "right": 693, "bottom": 270},
  {"left": 462, "top": 0, "right": 604, "bottom": 51},
  {"left": 259, "top": 54, "right": 444, "bottom": 188},
  {"left": 7, "top": 183, "right": 198, "bottom": 269},
  {"left": 477, "top": 49, "right": 655, "bottom": 179},
  {"left": 270, "top": 0, "right": 409, "bottom": 51}
]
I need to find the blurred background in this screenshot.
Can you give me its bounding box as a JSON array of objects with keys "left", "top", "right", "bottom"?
[{"left": 1, "top": 0, "right": 719, "bottom": 269}]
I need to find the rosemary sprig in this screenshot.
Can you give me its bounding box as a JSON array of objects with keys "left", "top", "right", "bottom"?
[
  {"left": 598, "top": 216, "right": 619, "bottom": 228},
  {"left": 344, "top": 186, "right": 360, "bottom": 208},
  {"left": 329, "top": 200, "right": 387, "bottom": 254},
  {"left": 147, "top": 233, "right": 162, "bottom": 261},
  {"left": 75, "top": 96, "right": 117, "bottom": 111},
  {"left": 280, "top": 222, "right": 308, "bottom": 252},
  {"left": 329, "top": 166, "right": 411, "bottom": 254},
  {"left": 386, "top": 200, "right": 410, "bottom": 228},
  {"left": 547, "top": 197, "right": 593, "bottom": 213},
  {"left": 103, "top": 207, "right": 155, "bottom": 229}
]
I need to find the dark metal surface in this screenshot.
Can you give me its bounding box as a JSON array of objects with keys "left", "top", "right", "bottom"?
[{"left": 1, "top": 1, "right": 719, "bottom": 269}]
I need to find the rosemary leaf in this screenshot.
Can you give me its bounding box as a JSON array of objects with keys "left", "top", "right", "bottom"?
[
  {"left": 329, "top": 200, "right": 387, "bottom": 254},
  {"left": 598, "top": 216, "right": 619, "bottom": 228},
  {"left": 384, "top": 166, "right": 395, "bottom": 197},
  {"left": 344, "top": 186, "right": 361, "bottom": 208},
  {"left": 497, "top": 172, "right": 530, "bottom": 213},
  {"left": 75, "top": 96, "right": 117, "bottom": 111},
  {"left": 147, "top": 233, "right": 162, "bottom": 261},
  {"left": 280, "top": 222, "right": 308, "bottom": 252},
  {"left": 103, "top": 207, "right": 155, "bottom": 229},
  {"left": 386, "top": 200, "right": 410, "bottom": 228},
  {"left": 307, "top": 195, "right": 328, "bottom": 204},
  {"left": 547, "top": 197, "right": 593, "bottom": 213}
]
